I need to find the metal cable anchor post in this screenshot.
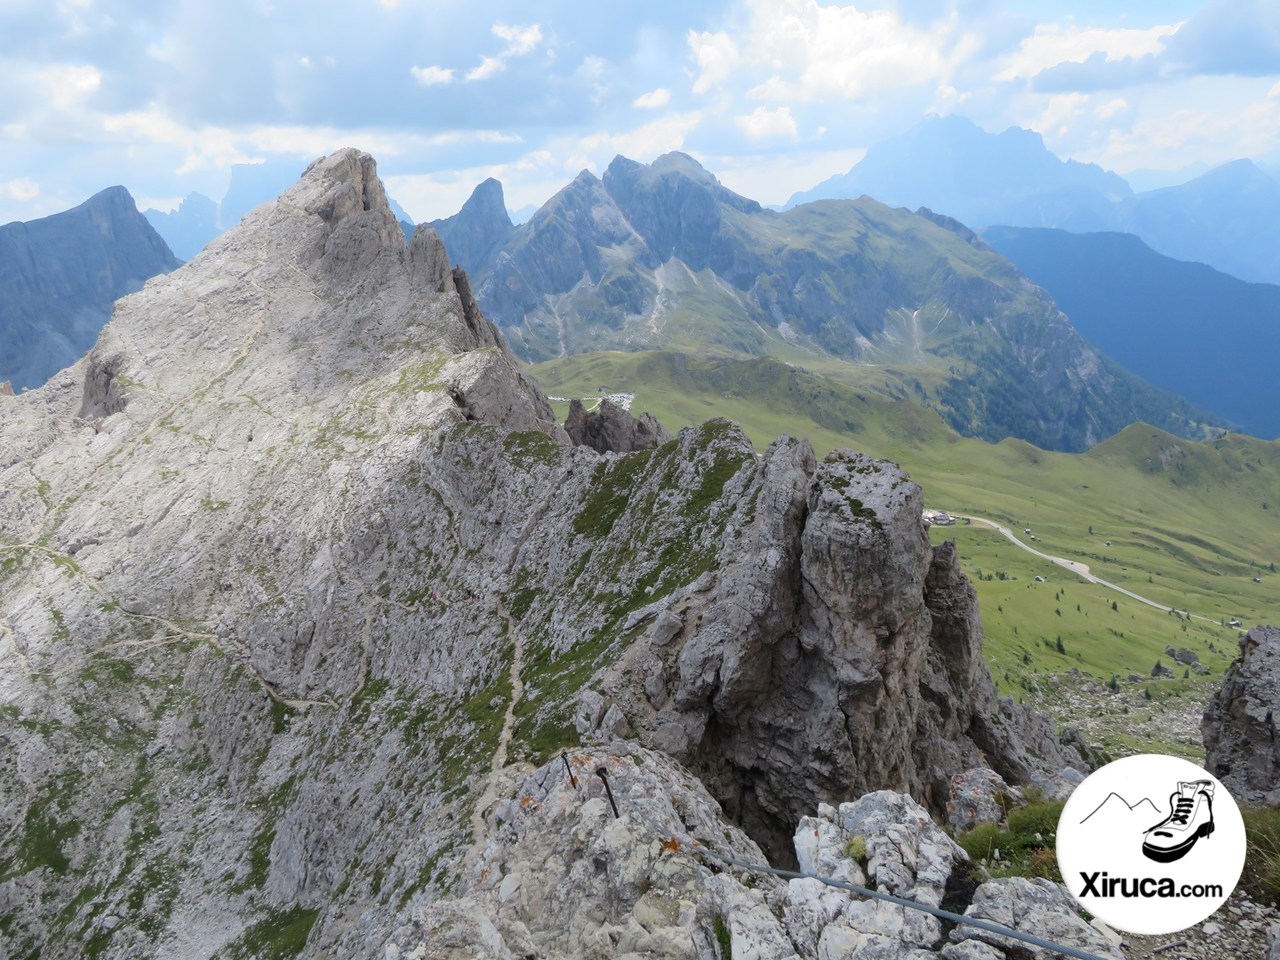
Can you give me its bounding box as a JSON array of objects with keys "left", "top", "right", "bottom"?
[{"left": 596, "top": 766, "right": 620, "bottom": 818}]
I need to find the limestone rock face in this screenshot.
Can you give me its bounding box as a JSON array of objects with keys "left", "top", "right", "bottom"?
[
  {"left": 946, "top": 768, "right": 1017, "bottom": 831},
  {"left": 389, "top": 753, "right": 1108, "bottom": 960},
  {"left": 388, "top": 743, "right": 793, "bottom": 960},
  {"left": 951, "top": 877, "right": 1121, "bottom": 960},
  {"left": 0, "top": 149, "right": 1084, "bottom": 960},
  {"left": 1204, "top": 625, "right": 1280, "bottom": 804},
  {"left": 564, "top": 397, "right": 673, "bottom": 453},
  {"left": 596, "top": 451, "right": 1086, "bottom": 861}
]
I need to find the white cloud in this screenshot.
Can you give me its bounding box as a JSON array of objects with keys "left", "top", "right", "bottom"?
[
  {"left": 996, "top": 23, "right": 1180, "bottom": 83},
  {"left": 100, "top": 108, "right": 254, "bottom": 173},
  {"left": 493, "top": 23, "right": 543, "bottom": 56},
  {"left": 742, "top": 1, "right": 956, "bottom": 102},
  {"left": 410, "top": 65, "right": 454, "bottom": 86},
  {"left": 39, "top": 64, "right": 102, "bottom": 109},
  {"left": 735, "top": 105, "right": 798, "bottom": 141},
  {"left": 241, "top": 125, "right": 520, "bottom": 158},
  {"left": 1093, "top": 90, "right": 1280, "bottom": 171},
  {"left": 1097, "top": 98, "right": 1130, "bottom": 120},
  {"left": 134, "top": 194, "right": 184, "bottom": 214},
  {"left": 1036, "top": 92, "right": 1089, "bottom": 138},
  {"left": 1, "top": 178, "right": 40, "bottom": 202},
  {"left": 459, "top": 22, "right": 543, "bottom": 82},
  {"left": 385, "top": 150, "right": 565, "bottom": 222},
  {"left": 704, "top": 146, "right": 869, "bottom": 206},
  {"left": 633, "top": 88, "right": 671, "bottom": 109},
  {"left": 567, "top": 112, "right": 704, "bottom": 171},
  {"left": 689, "top": 30, "right": 740, "bottom": 95},
  {"left": 466, "top": 57, "right": 505, "bottom": 81},
  {"left": 1270, "top": 79, "right": 1280, "bottom": 99},
  {"left": 687, "top": 1, "right": 962, "bottom": 105}
]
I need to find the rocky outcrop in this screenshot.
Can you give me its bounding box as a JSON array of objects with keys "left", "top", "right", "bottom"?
[
  {"left": 946, "top": 768, "right": 1016, "bottom": 832},
  {"left": 588, "top": 448, "right": 1087, "bottom": 862},
  {"left": 1204, "top": 626, "right": 1280, "bottom": 804},
  {"left": 0, "top": 185, "right": 180, "bottom": 391},
  {"left": 387, "top": 749, "right": 1118, "bottom": 960},
  {"left": 564, "top": 397, "right": 672, "bottom": 453},
  {"left": 0, "top": 149, "right": 1084, "bottom": 959},
  {"left": 950, "top": 877, "right": 1116, "bottom": 959}
]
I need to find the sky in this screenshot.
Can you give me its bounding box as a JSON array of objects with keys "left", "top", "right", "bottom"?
[{"left": 1, "top": 0, "right": 1278, "bottom": 224}]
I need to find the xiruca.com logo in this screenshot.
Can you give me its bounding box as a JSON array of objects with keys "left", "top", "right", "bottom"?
[{"left": 1057, "top": 754, "right": 1246, "bottom": 935}]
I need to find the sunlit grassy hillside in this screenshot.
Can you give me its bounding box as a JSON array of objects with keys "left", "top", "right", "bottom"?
[{"left": 533, "top": 350, "right": 1279, "bottom": 748}]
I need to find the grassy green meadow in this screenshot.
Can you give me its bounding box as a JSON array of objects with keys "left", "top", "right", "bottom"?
[{"left": 533, "top": 350, "right": 1280, "bottom": 753}]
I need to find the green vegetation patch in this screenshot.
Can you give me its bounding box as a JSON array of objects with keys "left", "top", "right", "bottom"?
[
  {"left": 573, "top": 450, "right": 654, "bottom": 538},
  {"left": 1242, "top": 807, "right": 1280, "bottom": 906},
  {"left": 503, "top": 430, "right": 563, "bottom": 470},
  {"left": 224, "top": 906, "right": 321, "bottom": 960},
  {"left": 392, "top": 355, "right": 449, "bottom": 395},
  {"left": 0, "top": 800, "right": 80, "bottom": 879},
  {"left": 955, "top": 794, "right": 1065, "bottom": 883}
]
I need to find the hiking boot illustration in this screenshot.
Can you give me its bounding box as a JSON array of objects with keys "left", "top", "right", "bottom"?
[{"left": 1142, "top": 780, "right": 1215, "bottom": 863}]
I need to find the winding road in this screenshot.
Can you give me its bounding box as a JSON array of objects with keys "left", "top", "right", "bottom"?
[{"left": 957, "top": 514, "right": 1219, "bottom": 626}]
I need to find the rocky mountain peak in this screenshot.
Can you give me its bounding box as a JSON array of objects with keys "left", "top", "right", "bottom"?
[
  {"left": 82, "top": 184, "right": 138, "bottom": 214},
  {"left": 597, "top": 152, "right": 760, "bottom": 273},
  {"left": 0, "top": 184, "right": 180, "bottom": 391},
  {"left": 564, "top": 397, "right": 672, "bottom": 452},
  {"left": 427, "top": 177, "right": 515, "bottom": 276},
  {"left": 604, "top": 151, "right": 762, "bottom": 215},
  {"left": 462, "top": 177, "right": 510, "bottom": 223},
  {"left": 290, "top": 148, "right": 396, "bottom": 230}
]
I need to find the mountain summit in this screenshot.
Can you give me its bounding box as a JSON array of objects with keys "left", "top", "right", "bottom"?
[
  {"left": 0, "top": 185, "right": 180, "bottom": 392},
  {"left": 428, "top": 176, "right": 515, "bottom": 276}
]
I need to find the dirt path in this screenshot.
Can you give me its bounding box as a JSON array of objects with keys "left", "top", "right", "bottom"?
[
  {"left": 960, "top": 514, "right": 1219, "bottom": 625},
  {"left": 466, "top": 603, "right": 525, "bottom": 871}
]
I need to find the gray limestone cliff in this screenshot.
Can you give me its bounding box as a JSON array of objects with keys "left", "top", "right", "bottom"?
[
  {"left": 1204, "top": 625, "right": 1280, "bottom": 804},
  {"left": 0, "top": 149, "right": 1084, "bottom": 959}
]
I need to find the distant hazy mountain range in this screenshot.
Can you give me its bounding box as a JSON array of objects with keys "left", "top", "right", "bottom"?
[
  {"left": 0, "top": 186, "right": 180, "bottom": 391},
  {"left": 789, "top": 115, "right": 1280, "bottom": 286},
  {"left": 432, "top": 151, "right": 1215, "bottom": 452},
  {"left": 144, "top": 158, "right": 417, "bottom": 260},
  {"left": 985, "top": 226, "right": 1280, "bottom": 440},
  {"left": 788, "top": 114, "right": 1133, "bottom": 230}
]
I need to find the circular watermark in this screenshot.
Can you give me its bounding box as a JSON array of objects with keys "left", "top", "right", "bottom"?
[{"left": 1056, "top": 754, "right": 1246, "bottom": 935}]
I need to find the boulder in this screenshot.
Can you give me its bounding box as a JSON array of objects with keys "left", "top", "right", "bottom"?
[
  {"left": 951, "top": 877, "right": 1124, "bottom": 960},
  {"left": 947, "top": 767, "right": 1016, "bottom": 831}
]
